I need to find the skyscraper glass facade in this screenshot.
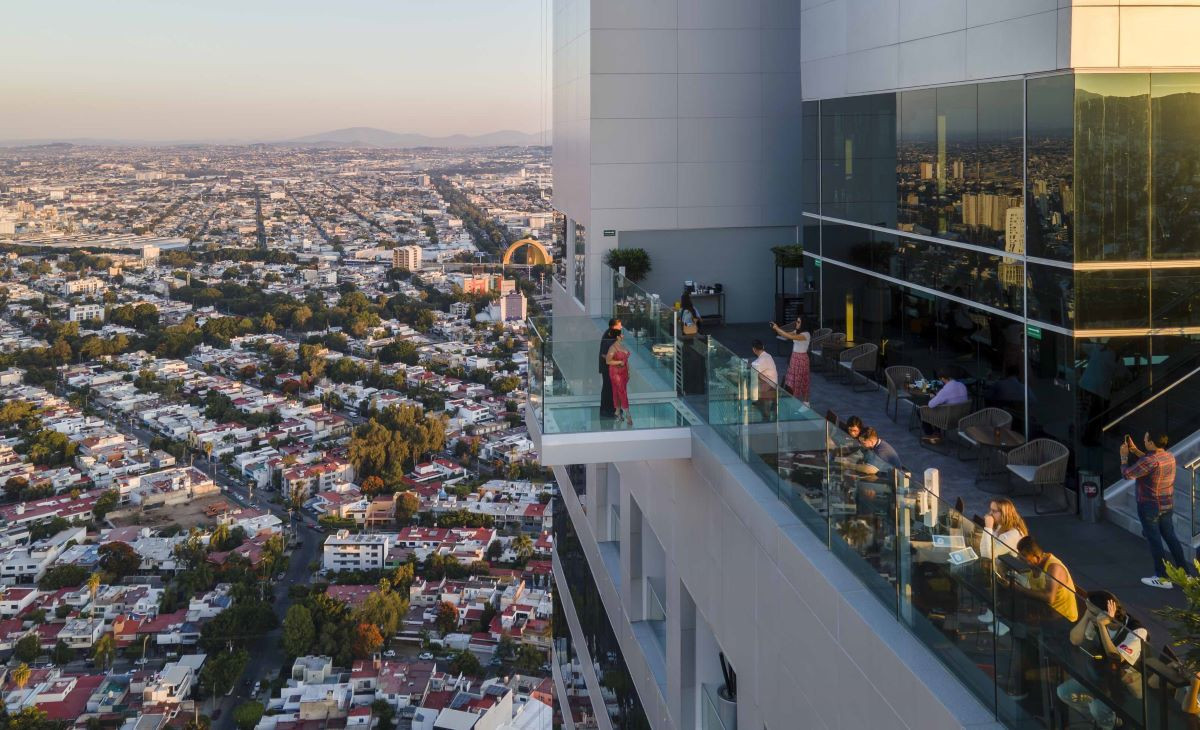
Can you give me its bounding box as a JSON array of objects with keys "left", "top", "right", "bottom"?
[
  {"left": 802, "top": 73, "right": 1200, "bottom": 484},
  {"left": 553, "top": 493, "right": 652, "bottom": 729}
]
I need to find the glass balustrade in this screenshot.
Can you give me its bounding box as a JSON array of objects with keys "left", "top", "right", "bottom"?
[
  {"left": 528, "top": 268, "right": 1195, "bottom": 727},
  {"left": 644, "top": 577, "right": 667, "bottom": 653},
  {"left": 701, "top": 683, "right": 734, "bottom": 730}
]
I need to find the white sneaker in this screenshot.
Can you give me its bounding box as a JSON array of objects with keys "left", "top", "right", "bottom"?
[
  {"left": 977, "top": 609, "right": 994, "bottom": 624},
  {"left": 1142, "top": 576, "right": 1174, "bottom": 589},
  {"left": 995, "top": 620, "right": 1010, "bottom": 637}
]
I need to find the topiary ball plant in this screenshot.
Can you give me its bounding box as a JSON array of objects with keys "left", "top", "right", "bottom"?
[{"left": 604, "top": 248, "right": 652, "bottom": 282}]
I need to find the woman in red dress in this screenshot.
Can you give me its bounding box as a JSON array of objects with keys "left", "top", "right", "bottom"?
[
  {"left": 606, "top": 330, "right": 632, "bottom": 425},
  {"left": 771, "top": 316, "right": 811, "bottom": 404}
]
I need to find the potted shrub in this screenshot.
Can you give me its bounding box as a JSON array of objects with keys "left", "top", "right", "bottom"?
[
  {"left": 603, "top": 248, "right": 652, "bottom": 283},
  {"left": 771, "top": 244, "right": 805, "bottom": 269}
]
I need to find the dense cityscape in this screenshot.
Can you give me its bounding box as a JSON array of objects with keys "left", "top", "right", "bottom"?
[{"left": 0, "top": 144, "right": 564, "bottom": 730}]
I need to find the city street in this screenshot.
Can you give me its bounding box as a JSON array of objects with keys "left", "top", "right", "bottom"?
[{"left": 98, "top": 403, "right": 323, "bottom": 729}]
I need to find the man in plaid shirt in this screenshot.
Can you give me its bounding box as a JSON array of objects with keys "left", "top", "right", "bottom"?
[{"left": 1122, "top": 430, "right": 1190, "bottom": 589}]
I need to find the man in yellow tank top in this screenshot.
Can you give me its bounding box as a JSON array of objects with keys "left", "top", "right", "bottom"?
[{"left": 1015, "top": 535, "right": 1079, "bottom": 623}]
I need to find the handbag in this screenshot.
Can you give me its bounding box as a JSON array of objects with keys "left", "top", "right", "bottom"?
[{"left": 681, "top": 310, "right": 698, "bottom": 336}]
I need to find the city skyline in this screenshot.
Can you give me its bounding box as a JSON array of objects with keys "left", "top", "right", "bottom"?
[{"left": 0, "top": 0, "right": 549, "bottom": 142}]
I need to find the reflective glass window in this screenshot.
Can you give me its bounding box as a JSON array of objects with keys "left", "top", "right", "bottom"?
[
  {"left": 819, "top": 262, "right": 1025, "bottom": 411},
  {"left": 553, "top": 494, "right": 652, "bottom": 729},
  {"left": 1026, "top": 328, "right": 1076, "bottom": 446},
  {"left": 1075, "top": 269, "right": 1150, "bottom": 329},
  {"left": 1075, "top": 74, "right": 1150, "bottom": 262},
  {"left": 802, "top": 100, "right": 820, "bottom": 215},
  {"left": 1026, "top": 74, "right": 1075, "bottom": 262},
  {"left": 1152, "top": 268, "right": 1200, "bottom": 328},
  {"left": 820, "top": 93, "right": 897, "bottom": 226},
  {"left": 935, "top": 84, "right": 978, "bottom": 241},
  {"left": 975, "top": 80, "right": 1024, "bottom": 250},
  {"left": 1076, "top": 334, "right": 1200, "bottom": 482},
  {"left": 820, "top": 223, "right": 885, "bottom": 270},
  {"left": 1151, "top": 74, "right": 1200, "bottom": 260},
  {"left": 898, "top": 89, "right": 938, "bottom": 236},
  {"left": 574, "top": 223, "right": 586, "bottom": 303},
  {"left": 1026, "top": 263, "right": 1074, "bottom": 329}
]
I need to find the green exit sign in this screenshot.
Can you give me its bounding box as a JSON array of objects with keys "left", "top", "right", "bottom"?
[{"left": 1026, "top": 325, "right": 1042, "bottom": 340}]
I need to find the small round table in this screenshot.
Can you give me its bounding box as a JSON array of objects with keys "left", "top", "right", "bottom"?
[{"left": 964, "top": 425, "right": 1026, "bottom": 493}]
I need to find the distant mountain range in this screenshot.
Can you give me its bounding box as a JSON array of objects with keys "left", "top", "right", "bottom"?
[
  {"left": 0, "top": 127, "right": 547, "bottom": 149},
  {"left": 284, "top": 127, "right": 547, "bottom": 148}
]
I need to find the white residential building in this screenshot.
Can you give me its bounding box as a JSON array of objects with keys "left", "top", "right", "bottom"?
[
  {"left": 322, "top": 531, "right": 391, "bottom": 572},
  {"left": 68, "top": 304, "right": 105, "bottom": 322}
]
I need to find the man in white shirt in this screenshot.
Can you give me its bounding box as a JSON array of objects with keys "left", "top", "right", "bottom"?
[
  {"left": 921, "top": 369, "right": 969, "bottom": 443},
  {"left": 750, "top": 339, "right": 777, "bottom": 421}
]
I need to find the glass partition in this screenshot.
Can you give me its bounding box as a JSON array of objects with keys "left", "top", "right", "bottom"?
[
  {"left": 644, "top": 577, "right": 667, "bottom": 653},
  {"left": 527, "top": 334, "right": 686, "bottom": 435},
  {"left": 755, "top": 402, "right": 1188, "bottom": 729}
]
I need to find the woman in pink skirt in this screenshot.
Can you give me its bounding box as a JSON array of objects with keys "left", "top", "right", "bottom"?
[{"left": 771, "top": 317, "right": 811, "bottom": 404}]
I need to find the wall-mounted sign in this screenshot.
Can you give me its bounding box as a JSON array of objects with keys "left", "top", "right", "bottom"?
[{"left": 603, "top": 229, "right": 616, "bottom": 237}]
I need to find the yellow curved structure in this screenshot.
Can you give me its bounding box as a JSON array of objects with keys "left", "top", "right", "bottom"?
[{"left": 502, "top": 238, "right": 552, "bottom": 265}]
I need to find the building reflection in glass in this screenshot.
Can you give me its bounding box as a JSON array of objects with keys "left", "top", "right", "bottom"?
[
  {"left": 1075, "top": 74, "right": 1150, "bottom": 262},
  {"left": 1153, "top": 75, "right": 1200, "bottom": 261},
  {"left": 553, "top": 494, "right": 651, "bottom": 730},
  {"left": 574, "top": 223, "right": 587, "bottom": 303},
  {"left": 1027, "top": 74, "right": 1074, "bottom": 261}
]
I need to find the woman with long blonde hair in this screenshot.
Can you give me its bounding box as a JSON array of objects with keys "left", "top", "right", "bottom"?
[
  {"left": 980, "top": 497, "right": 1028, "bottom": 561},
  {"left": 977, "top": 497, "right": 1032, "bottom": 628}
]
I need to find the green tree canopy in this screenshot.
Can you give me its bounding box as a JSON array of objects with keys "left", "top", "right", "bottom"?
[
  {"left": 282, "top": 604, "right": 316, "bottom": 658},
  {"left": 232, "top": 702, "right": 264, "bottom": 730},
  {"left": 448, "top": 649, "right": 482, "bottom": 677},
  {"left": 14, "top": 634, "right": 40, "bottom": 663}
]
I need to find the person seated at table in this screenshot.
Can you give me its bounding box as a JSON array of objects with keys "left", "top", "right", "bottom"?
[
  {"left": 861, "top": 427, "right": 901, "bottom": 469},
  {"left": 749, "top": 339, "right": 778, "bottom": 422},
  {"left": 830, "top": 415, "right": 865, "bottom": 452},
  {"left": 1057, "top": 591, "right": 1148, "bottom": 730},
  {"left": 846, "top": 427, "right": 904, "bottom": 529},
  {"left": 976, "top": 498, "right": 1030, "bottom": 626},
  {"left": 843, "top": 415, "right": 863, "bottom": 439},
  {"left": 842, "top": 427, "right": 902, "bottom": 476},
  {"left": 979, "top": 498, "right": 1028, "bottom": 563},
  {"left": 921, "top": 369, "right": 970, "bottom": 444},
  {"left": 1013, "top": 535, "right": 1079, "bottom": 623}
]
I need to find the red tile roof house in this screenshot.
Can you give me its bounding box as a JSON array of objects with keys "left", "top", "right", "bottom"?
[
  {"left": 0, "top": 489, "right": 103, "bottom": 528},
  {"left": 112, "top": 614, "right": 145, "bottom": 649},
  {"left": 349, "top": 658, "right": 435, "bottom": 709},
  {"left": 0, "top": 618, "right": 32, "bottom": 651},
  {"left": 33, "top": 621, "right": 64, "bottom": 650},
  {"left": 5, "top": 672, "right": 105, "bottom": 723},
  {"left": 325, "top": 585, "right": 377, "bottom": 610},
  {"left": 207, "top": 532, "right": 274, "bottom": 568},
  {"left": 0, "top": 587, "right": 40, "bottom": 617}
]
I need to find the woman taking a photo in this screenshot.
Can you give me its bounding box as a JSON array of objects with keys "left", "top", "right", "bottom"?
[
  {"left": 771, "top": 316, "right": 810, "bottom": 404},
  {"left": 606, "top": 330, "right": 633, "bottom": 425}
]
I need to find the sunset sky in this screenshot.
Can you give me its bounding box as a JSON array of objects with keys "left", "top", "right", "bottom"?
[{"left": 0, "top": 0, "right": 549, "bottom": 141}]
